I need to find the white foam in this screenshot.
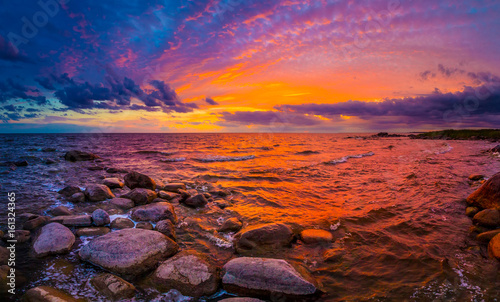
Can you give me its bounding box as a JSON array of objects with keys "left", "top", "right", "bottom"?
[{"left": 327, "top": 151, "right": 374, "bottom": 164}]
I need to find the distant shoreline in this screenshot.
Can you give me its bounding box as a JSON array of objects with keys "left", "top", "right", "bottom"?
[{"left": 409, "top": 129, "right": 500, "bottom": 141}]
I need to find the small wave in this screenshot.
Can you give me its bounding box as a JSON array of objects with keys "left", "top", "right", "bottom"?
[
  {"left": 160, "top": 157, "right": 186, "bottom": 162},
  {"left": 326, "top": 151, "right": 374, "bottom": 164},
  {"left": 195, "top": 155, "right": 256, "bottom": 162},
  {"left": 135, "top": 150, "right": 176, "bottom": 155},
  {"left": 296, "top": 150, "right": 320, "bottom": 155}
]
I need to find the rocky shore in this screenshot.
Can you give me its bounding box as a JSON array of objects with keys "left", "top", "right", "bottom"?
[{"left": 0, "top": 150, "right": 334, "bottom": 301}]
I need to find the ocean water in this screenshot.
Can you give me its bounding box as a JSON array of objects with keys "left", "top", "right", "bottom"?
[{"left": 1, "top": 133, "right": 500, "bottom": 301}]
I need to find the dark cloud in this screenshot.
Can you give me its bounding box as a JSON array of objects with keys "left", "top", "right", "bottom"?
[
  {"left": 420, "top": 70, "right": 436, "bottom": 81},
  {"left": 437, "top": 64, "right": 465, "bottom": 77},
  {"left": 0, "top": 35, "right": 32, "bottom": 63},
  {"left": 205, "top": 97, "right": 219, "bottom": 105},
  {"left": 217, "top": 111, "right": 324, "bottom": 127}
]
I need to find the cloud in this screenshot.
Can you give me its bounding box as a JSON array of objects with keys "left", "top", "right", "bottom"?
[
  {"left": 0, "top": 35, "right": 32, "bottom": 63},
  {"left": 420, "top": 70, "right": 436, "bottom": 81},
  {"left": 437, "top": 64, "right": 465, "bottom": 77},
  {"left": 217, "top": 110, "right": 324, "bottom": 127},
  {"left": 205, "top": 97, "right": 219, "bottom": 105}
]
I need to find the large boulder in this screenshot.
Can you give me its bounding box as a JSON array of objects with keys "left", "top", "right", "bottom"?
[
  {"left": 79, "top": 228, "right": 178, "bottom": 277},
  {"left": 182, "top": 194, "right": 208, "bottom": 208},
  {"left": 222, "top": 257, "right": 319, "bottom": 298},
  {"left": 488, "top": 233, "right": 500, "bottom": 260},
  {"left": 467, "top": 172, "right": 500, "bottom": 209},
  {"left": 124, "top": 171, "right": 156, "bottom": 190},
  {"left": 92, "top": 209, "right": 110, "bottom": 226},
  {"left": 64, "top": 150, "right": 99, "bottom": 162},
  {"left": 151, "top": 251, "right": 219, "bottom": 297},
  {"left": 33, "top": 223, "right": 75, "bottom": 257},
  {"left": 234, "top": 223, "right": 294, "bottom": 253},
  {"left": 472, "top": 209, "right": 500, "bottom": 227},
  {"left": 121, "top": 188, "right": 157, "bottom": 205},
  {"left": 110, "top": 198, "right": 135, "bottom": 210},
  {"left": 22, "top": 286, "right": 80, "bottom": 301},
  {"left": 130, "top": 202, "right": 177, "bottom": 223},
  {"left": 85, "top": 184, "right": 115, "bottom": 202},
  {"left": 90, "top": 273, "right": 136, "bottom": 301}
]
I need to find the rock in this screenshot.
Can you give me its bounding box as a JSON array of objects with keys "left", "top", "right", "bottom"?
[
  {"left": 124, "top": 171, "right": 156, "bottom": 190},
  {"left": 90, "top": 273, "right": 136, "bottom": 301},
  {"left": 64, "top": 150, "right": 99, "bottom": 162},
  {"left": 106, "top": 167, "right": 128, "bottom": 174},
  {"left": 209, "top": 189, "right": 229, "bottom": 197},
  {"left": 92, "top": 209, "right": 110, "bottom": 226},
  {"left": 3, "top": 230, "right": 30, "bottom": 243},
  {"left": 151, "top": 251, "right": 219, "bottom": 297},
  {"left": 58, "top": 186, "right": 82, "bottom": 197},
  {"left": 158, "top": 190, "right": 179, "bottom": 200},
  {"left": 110, "top": 197, "right": 135, "bottom": 210},
  {"left": 69, "top": 192, "right": 86, "bottom": 203},
  {"left": 110, "top": 218, "right": 135, "bottom": 229},
  {"left": 103, "top": 178, "right": 124, "bottom": 189},
  {"left": 469, "top": 174, "right": 484, "bottom": 181},
  {"left": 465, "top": 207, "right": 480, "bottom": 217},
  {"left": 182, "top": 194, "right": 208, "bottom": 208},
  {"left": 155, "top": 219, "right": 176, "bottom": 240},
  {"left": 130, "top": 202, "right": 177, "bottom": 223},
  {"left": 136, "top": 222, "right": 153, "bottom": 230},
  {"left": 234, "top": 223, "right": 294, "bottom": 253},
  {"left": 300, "top": 229, "right": 333, "bottom": 244},
  {"left": 488, "top": 233, "right": 500, "bottom": 260},
  {"left": 23, "top": 216, "right": 50, "bottom": 231},
  {"left": 219, "top": 299, "right": 265, "bottom": 302},
  {"left": 469, "top": 225, "right": 490, "bottom": 234},
  {"left": 121, "top": 188, "right": 157, "bottom": 205},
  {"left": 42, "top": 147, "right": 56, "bottom": 152},
  {"left": 490, "top": 145, "right": 500, "bottom": 153},
  {"left": 22, "top": 286, "right": 79, "bottom": 301},
  {"left": 222, "top": 257, "right": 319, "bottom": 298},
  {"left": 33, "top": 223, "right": 75, "bottom": 257},
  {"left": 76, "top": 227, "right": 110, "bottom": 237},
  {"left": 45, "top": 159, "right": 56, "bottom": 164},
  {"left": 467, "top": 172, "right": 500, "bottom": 209},
  {"left": 0, "top": 246, "right": 8, "bottom": 265},
  {"left": 323, "top": 247, "right": 344, "bottom": 262},
  {"left": 219, "top": 218, "right": 243, "bottom": 233},
  {"left": 14, "top": 160, "right": 29, "bottom": 167},
  {"left": 473, "top": 209, "right": 500, "bottom": 227},
  {"left": 88, "top": 166, "right": 105, "bottom": 171},
  {"left": 214, "top": 200, "right": 231, "bottom": 209},
  {"left": 476, "top": 229, "right": 500, "bottom": 243},
  {"left": 0, "top": 265, "right": 11, "bottom": 294},
  {"left": 51, "top": 215, "right": 92, "bottom": 227},
  {"left": 163, "top": 183, "right": 186, "bottom": 193},
  {"left": 85, "top": 184, "right": 115, "bottom": 202},
  {"left": 49, "top": 206, "right": 73, "bottom": 216},
  {"left": 79, "top": 228, "right": 179, "bottom": 277}
]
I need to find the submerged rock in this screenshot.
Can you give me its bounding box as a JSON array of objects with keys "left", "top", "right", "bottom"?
[
  {"left": 300, "top": 229, "right": 333, "bottom": 244},
  {"left": 163, "top": 183, "right": 186, "bottom": 193},
  {"left": 124, "top": 171, "right": 156, "bottom": 190},
  {"left": 85, "top": 184, "right": 115, "bottom": 202},
  {"left": 22, "top": 286, "right": 80, "bottom": 301},
  {"left": 64, "top": 150, "right": 99, "bottom": 162},
  {"left": 110, "top": 218, "right": 135, "bottom": 229},
  {"left": 182, "top": 193, "right": 208, "bottom": 208},
  {"left": 130, "top": 202, "right": 177, "bottom": 223},
  {"left": 467, "top": 172, "right": 500, "bottom": 209},
  {"left": 473, "top": 209, "right": 500, "bottom": 227},
  {"left": 90, "top": 273, "right": 136, "bottom": 301},
  {"left": 103, "top": 178, "right": 124, "bottom": 189},
  {"left": 222, "top": 257, "right": 319, "bottom": 298},
  {"left": 58, "top": 185, "right": 82, "bottom": 197},
  {"left": 234, "top": 223, "right": 294, "bottom": 253},
  {"left": 33, "top": 223, "right": 75, "bottom": 257},
  {"left": 151, "top": 251, "right": 219, "bottom": 297},
  {"left": 79, "top": 228, "right": 179, "bottom": 277},
  {"left": 92, "top": 209, "right": 110, "bottom": 226},
  {"left": 121, "top": 188, "right": 157, "bottom": 205},
  {"left": 488, "top": 233, "right": 500, "bottom": 260},
  {"left": 110, "top": 197, "right": 135, "bottom": 210},
  {"left": 219, "top": 218, "right": 243, "bottom": 233}
]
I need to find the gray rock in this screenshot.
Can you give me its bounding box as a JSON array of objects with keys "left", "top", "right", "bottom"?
[
  {"left": 136, "top": 222, "right": 153, "bottom": 230},
  {"left": 79, "top": 228, "right": 179, "bottom": 277},
  {"left": 124, "top": 171, "right": 156, "bottom": 190},
  {"left": 50, "top": 215, "right": 92, "bottom": 227},
  {"left": 222, "top": 257, "right": 319, "bottom": 297},
  {"left": 219, "top": 298, "right": 265, "bottom": 302},
  {"left": 85, "top": 184, "right": 115, "bottom": 202},
  {"left": 234, "top": 223, "right": 294, "bottom": 253},
  {"left": 121, "top": 188, "right": 157, "bottom": 205},
  {"left": 103, "top": 178, "right": 124, "bottom": 189},
  {"left": 76, "top": 227, "right": 110, "bottom": 237},
  {"left": 23, "top": 216, "right": 50, "bottom": 231},
  {"left": 64, "top": 150, "right": 100, "bottom": 162},
  {"left": 182, "top": 194, "right": 208, "bottom": 208},
  {"left": 69, "top": 192, "right": 86, "bottom": 203},
  {"left": 158, "top": 190, "right": 179, "bottom": 200},
  {"left": 58, "top": 186, "right": 82, "bottom": 197},
  {"left": 22, "top": 286, "right": 79, "bottom": 301},
  {"left": 163, "top": 183, "right": 186, "bottom": 193},
  {"left": 110, "top": 218, "right": 135, "bottom": 229},
  {"left": 49, "top": 206, "right": 73, "bottom": 216},
  {"left": 473, "top": 209, "right": 500, "bottom": 227},
  {"left": 130, "top": 202, "right": 177, "bottom": 223},
  {"left": 33, "top": 223, "right": 75, "bottom": 257},
  {"left": 110, "top": 197, "right": 135, "bottom": 210},
  {"left": 92, "top": 209, "right": 110, "bottom": 226},
  {"left": 155, "top": 219, "right": 176, "bottom": 240},
  {"left": 3, "top": 230, "right": 30, "bottom": 243},
  {"left": 90, "top": 273, "right": 136, "bottom": 301}
]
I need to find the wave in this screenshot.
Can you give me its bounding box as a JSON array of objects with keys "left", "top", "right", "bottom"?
[
  {"left": 195, "top": 155, "right": 256, "bottom": 162},
  {"left": 135, "top": 150, "right": 176, "bottom": 155},
  {"left": 160, "top": 157, "right": 186, "bottom": 162},
  {"left": 325, "top": 151, "right": 375, "bottom": 164}
]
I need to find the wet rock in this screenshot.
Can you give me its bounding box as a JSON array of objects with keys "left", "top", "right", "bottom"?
[
  {"left": 151, "top": 251, "right": 219, "bottom": 297},
  {"left": 49, "top": 206, "right": 73, "bottom": 216},
  {"left": 76, "top": 227, "right": 110, "bottom": 237},
  {"left": 182, "top": 193, "right": 208, "bottom": 208},
  {"left": 69, "top": 192, "right": 86, "bottom": 203},
  {"left": 42, "top": 147, "right": 56, "bottom": 152},
  {"left": 121, "top": 188, "right": 157, "bottom": 205},
  {"left": 469, "top": 174, "right": 484, "bottom": 181},
  {"left": 85, "top": 184, "right": 115, "bottom": 202},
  {"left": 476, "top": 229, "right": 500, "bottom": 243},
  {"left": 219, "top": 298, "right": 265, "bottom": 302},
  {"left": 110, "top": 218, "right": 135, "bottom": 229},
  {"left": 300, "top": 229, "right": 333, "bottom": 244},
  {"left": 136, "top": 222, "right": 153, "bottom": 230},
  {"left": 103, "top": 178, "right": 124, "bottom": 189},
  {"left": 92, "top": 209, "right": 110, "bottom": 226},
  {"left": 163, "top": 183, "right": 186, "bottom": 193},
  {"left": 79, "top": 228, "right": 179, "bottom": 277},
  {"left": 33, "top": 223, "right": 75, "bottom": 257},
  {"left": 467, "top": 172, "right": 500, "bottom": 209},
  {"left": 209, "top": 189, "right": 229, "bottom": 197},
  {"left": 110, "top": 197, "right": 135, "bottom": 210},
  {"left": 124, "top": 171, "right": 156, "bottom": 190},
  {"left": 90, "top": 273, "right": 136, "bottom": 301},
  {"left": 214, "top": 200, "right": 232, "bottom": 209},
  {"left": 0, "top": 246, "right": 8, "bottom": 265},
  {"left": 130, "top": 202, "right": 177, "bottom": 223},
  {"left": 234, "top": 223, "right": 294, "bottom": 253},
  {"left": 3, "top": 230, "right": 30, "bottom": 243},
  {"left": 473, "top": 209, "right": 500, "bottom": 227},
  {"left": 219, "top": 218, "right": 243, "bottom": 233},
  {"left": 23, "top": 216, "right": 50, "bottom": 231},
  {"left": 488, "top": 233, "right": 500, "bottom": 260},
  {"left": 58, "top": 186, "right": 82, "bottom": 197},
  {"left": 88, "top": 166, "right": 105, "bottom": 171},
  {"left": 465, "top": 206, "right": 480, "bottom": 217},
  {"left": 469, "top": 225, "right": 490, "bottom": 234},
  {"left": 22, "top": 286, "right": 79, "bottom": 301},
  {"left": 14, "top": 160, "right": 29, "bottom": 167},
  {"left": 155, "top": 219, "right": 176, "bottom": 240},
  {"left": 64, "top": 150, "right": 99, "bottom": 162},
  {"left": 490, "top": 145, "right": 500, "bottom": 153},
  {"left": 45, "top": 159, "right": 56, "bottom": 164},
  {"left": 51, "top": 215, "right": 92, "bottom": 227},
  {"left": 158, "top": 190, "right": 179, "bottom": 200},
  {"left": 222, "top": 257, "right": 319, "bottom": 298}
]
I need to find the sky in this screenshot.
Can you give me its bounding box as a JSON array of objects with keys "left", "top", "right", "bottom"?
[{"left": 0, "top": 0, "right": 500, "bottom": 133}]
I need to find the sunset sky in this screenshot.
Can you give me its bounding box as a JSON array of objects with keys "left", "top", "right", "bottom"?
[{"left": 1, "top": 0, "right": 499, "bottom": 133}]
